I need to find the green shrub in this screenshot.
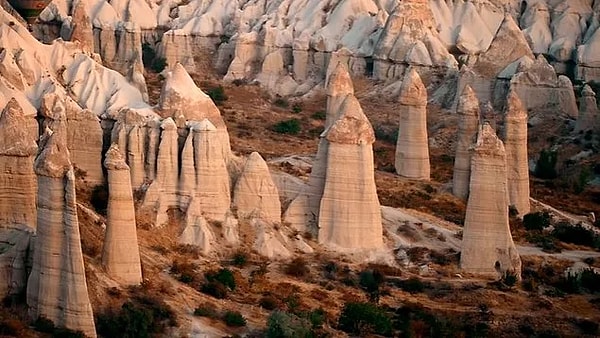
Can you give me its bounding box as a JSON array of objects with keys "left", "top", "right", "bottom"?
[
  {"left": 231, "top": 251, "right": 248, "bottom": 267},
  {"left": 151, "top": 57, "right": 167, "bottom": 73},
  {"left": 308, "top": 308, "right": 326, "bottom": 329},
  {"left": 201, "top": 281, "right": 229, "bottom": 299},
  {"left": 207, "top": 86, "right": 228, "bottom": 104},
  {"left": 551, "top": 222, "right": 600, "bottom": 249},
  {"left": 141, "top": 43, "right": 156, "bottom": 68},
  {"left": 338, "top": 302, "right": 392, "bottom": 336},
  {"left": 272, "top": 119, "right": 301, "bottom": 135},
  {"left": 274, "top": 97, "right": 289, "bottom": 108},
  {"left": 223, "top": 311, "right": 246, "bottom": 327},
  {"left": 374, "top": 126, "right": 398, "bottom": 144},
  {"left": 359, "top": 269, "right": 385, "bottom": 303},
  {"left": 502, "top": 271, "right": 519, "bottom": 287},
  {"left": 399, "top": 277, "right": 425, "bottom": 294},
  {"left": 266, "top": 311, "right": 313, "bottom": 338},
  {"left": 291, "top": 104, "right": 302, "bottom": 113},
  {"left": 259, "top": 295, "right": 278, "bottom": 310},
  {"left": 534, "top": 149, "right": 558, "bottom": 179},
  {"left": 206, "top": 268, "right": 236, "bottom": 291},
  {"left": 311, "top": 111, "right": 326, "bottom": 120},
  {"left": 285, "top": 257, "right": 309, "bottom": 277},
  {"left": 193, "top": 305, "right": 218, "bottom": 318},
  {"left": 523, "top": 212, "right": 552, "bottom": 231}
]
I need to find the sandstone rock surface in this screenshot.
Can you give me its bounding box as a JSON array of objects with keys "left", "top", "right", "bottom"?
[
  {"left": 453, "top": 85, "right": 480, "bottom": 200},
  {"left": 575, "top": 84, "right": 599, "bottom": 132},
  {"left": 27, "top": 129, "right": 96, "bottom": 337},
  {"left": 395, "top": 69, "right": 430, "bottom": 180},
  {"left": 102, "top": 144, "right": 143, "bottom": 285},
  {"left": 318, "top": 94, "right": 382, "bottom": 250},
  {"left": 460, "top": 123, "right": 521, "bottom": 279},
  {"left": 503, "top": 88, "right": 530, "bottom": 216}
]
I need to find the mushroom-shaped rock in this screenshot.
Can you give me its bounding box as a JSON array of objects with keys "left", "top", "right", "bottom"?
[
  {"left": 453, "top": 85, "right": 480, "bottom": 200},
  {"left": 102, "top": 144, "right": 143, "bottom": 285},
  {"left": 0, "top": 99, "right": 37, "bottom": 229},
  {"left": 575, "top": 85, "right": 599, "bottom": 132},
  {"left": 318, "top": 95, "right": 382, "bottom": 250},
  {"left": 325, "top": 62, "right": 354, "bottom": 128},
  {"left": 233, "top": 152, "right": 281, "bottom": 224},
  {"left": 27, "top": 129, "right": 96, "bottom": 337},
  {"left": 395, "top": 69, "right": 430, "bottom": 180},
  {"left": 503, "top": 89, "right": 530, "bottom": 216},
  {"left": 460, "top": 123, "right": 521, "bottom": 279}
]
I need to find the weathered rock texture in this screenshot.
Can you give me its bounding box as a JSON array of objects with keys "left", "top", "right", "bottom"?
[
  {"left": 502, "top": 89, "right": 530, "bottom": 216},
  {"left": 305, "top": 62, "right": 354, "bottom": 223},
  {"left": 575, "top": 84, "right": 600, "bottom": 132},
  {"left": 395, "top": 68, "right": 430, "bottom": 180},
  {"left": 453, "top": 85, "right": 480, "bottom": 200},
  {"left": 318, "top": 95, "right": 383, "bottom": 250},
  {"left": 0, "top": 228, "right": 31, "bottom": 299},
  {"left": 0, "top": 99, "right": 37, "bottom": 229},
  {"left": 26, "top": 129, "right": 96, "bottom": 337},
  {"left": 460, "top": 123, "right": 521, "bottom": 279},
  {"left": 180, "top": 196, "right": 215, "bottom": 254},
  {"left": 68, "top": 0, "right": 94, "bottom": 53},
  {"left": 233, "top": 152, "right": 281, "bottom": 224},
  {"left": 102, "top": 144, "right": 142, "bottom": 285},
  {"left": 191, "top": 119, "right": 231, "bottom": 221}
]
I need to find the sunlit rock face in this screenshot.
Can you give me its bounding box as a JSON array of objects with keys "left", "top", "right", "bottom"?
[
  {"left": 27, "top": 126, "right": 96, "bottom": 337},
  {"left": 452, "top": 85, "right": 480, "bottom": 201},
  {"left": 575, "top": 84, "right": 600, "bottom": 133},
  {"left": 102, "top": 144, "right": 143, "bottom": 285},
  {"left": 318, "top": 94, "right": 382, "bottom": 250},
  {"left": 395, "top": 68, "right": 430, "bottom": 180},
  {"left": 460, "top": 123, "right": 521, "bottom": 280}
]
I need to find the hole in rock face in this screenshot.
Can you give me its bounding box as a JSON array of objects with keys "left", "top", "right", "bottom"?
[{"left": 494, "top": 261, "right": 501, "bottom": 273}]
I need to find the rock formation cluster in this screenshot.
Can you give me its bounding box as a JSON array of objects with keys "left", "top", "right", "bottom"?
[
  {"left": 460, "top": 123, "right": 521, "bottom": 279},
  {"left": 395, "top": 68, "right": 430, "bottom": 180}
]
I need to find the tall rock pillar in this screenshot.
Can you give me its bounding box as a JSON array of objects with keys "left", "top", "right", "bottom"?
[
  {"left": 102, "top": 144, "right": 142, "bottom": 285},
  {"left": 395, "top": 68, "right": 430, "bottom": 180},
  {"left": 503, "top": 88, "right": 530, "bottom": 216},
  {"left": 452, "top": 85, "right": 480, "bottom": 200},
  {"left": 460, "top": 123, "right": 521, "bottom": 279}
]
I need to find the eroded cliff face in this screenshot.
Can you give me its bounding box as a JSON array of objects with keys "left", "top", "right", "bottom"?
[{"left": 460, "top": 123, "right": 521, "bottom": 279}]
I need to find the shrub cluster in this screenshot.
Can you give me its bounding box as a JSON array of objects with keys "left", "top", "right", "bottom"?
[
  {"left": 201, "top": 268, "right": 236, "bottom": 299},
  {"left": 338, "top": 302, "right": 392, "bottom": 336},
  {"left": 272, "top": 119, "right": 301, "bottom": 135}
]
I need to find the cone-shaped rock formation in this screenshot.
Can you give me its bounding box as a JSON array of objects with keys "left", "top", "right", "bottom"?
[
  {"left": 460, "top": 123, "right": 521, "bottom": 279},
  {"left": 0, "top": 99, "right": 37, "bottom": 229},
  {"left": 453, "top": 85, "right": 480, "bottom": 200},
  {"left": 26, "top": 128, "right": 96, "bottom": 337},
  {"left": 503, "top": 89, "right": 530, "bottom": 216},
  {"left": 318, "top": 94, "right": 383, "bottom": 250},
  {"left": 575, "top": 85, "right": 599, "bottom": 132},
  {"left": 102, "top": 144, "right": 142, "bottom": 285},
  {"left": 395, "top": 68, "right": 430, "bottom": 180},
  {"left": 233, "top": 152, "right": 281, "bottom": 224}
]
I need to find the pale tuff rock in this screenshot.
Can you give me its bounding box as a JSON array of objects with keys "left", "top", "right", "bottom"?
[
  {"left": 318, "top": 95, "right": 382, "bottom": 250},
  {"left": 27, "top": 131, "right": 96, "bottom": 337},
  {"left": 110, "top": 109, "right": 147, "bottom": 189},
  {"left": 577, "top": 22, "right": 600, "bottom": 82},
  {"left": 252, "top": 219, "right": 291, "bottom": 259},
  {"left": 503, "top": 89, "right": 530, "bottom": 216},
  {"left": 575, "top": 85, "right": 600, "bottom": 132},
  {"left": 510, "top": 55, "right": 578, "bottom": 118},
  {"left": 395, "top": 69, "right": 430, "bottom": 180},
  {"left": 143, "top": 118, "right": 179, "bottom": 226},
  {"left": 521, "top": 1, "right": 553, "bottom": 54},
  {"left": 102, "top": 144, "right": 143, "bottom": 285},
  {"left": 222, "top": 212, "right": 239, "bottom": 245},
  {"left": 191, "top": 119, "right": 231, "bottom": 222},
  {"left": 460, "top": 123, "right": 521, "bottom": 279},
  {"left": 144, "top": 118, "right": 161, "bottom": 181},
  {"left": 0, "top": 99, "right": 37, "bottom": 229},
  {"left": 233, "top": 152, "right": 281, "bottom": 224},
  {"left": 473, "top": 14, "right": 535, "bottom": 78},
  {"left": 0, "top": 228, "right": 31, "bottom": 299},
  {"left": 0, "top": 49, "right": 26, "bottom": 90},
  {"left": 452, "top": 65, "right": 493, "bottom": 114},
  {"left": 69, "top": 0, "right": 94, "bottom": 53},
  {"left": 179, "top": 197, "right": 215, "bottom": 255},
  {"left": 325, "top": 62, "right": 354, "bottom": 128},
  {"left": 282, "top": 193, "right": 311, "bottom": 233},
  {"left": 453, "top": 85, "right": 480, "bottom": 200},
  {"left": 40, "top": 92, "right": 104, "bottom": 185},
  {"left": 256, "top": 50, "right": 298, "bottom": 97},
  {"left": 178, "top": 129, "right": 195, "bottom": 209}
]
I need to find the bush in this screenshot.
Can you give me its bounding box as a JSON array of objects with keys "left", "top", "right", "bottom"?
[
  {"left": 502, "top": 271, "right": 519, "bottom": 287},
  {"left": 231, "top": 251, "right": 248, "bottom": 267},
  {"left": 207, "top": 86, "right": 228, "bottom": 104},
  {"left": 206, "top": 268, "right": 236, "bottom": 290},
  {"left": 535, "top": 149, "right": 558, "bottom": 179},
  {"left": 141, "top": 43, "right": 156, "bottom": 68},
  {"left": 193, "top": 305, "right": 218, "bottom": 318},
  {"left": 399, "top": 277, "right": 425, "bottom": 294},
  {"left": 285, "top": 257, "right": 310, "bottom": 277},
  {"left": 200, "top": 281, "right": 229, "bottom": 299},
  {"left": 551, "top": 222, "right": 600, "bottom": 249},
  {"left": 259, "top": 295, "right": 279, "bottom": 310},
  {"left": 274, "top": 97, "right": 289, "bottom": 108},
  {"left": 338, "top": 302, "right": 392, "bottom": 336},
  {"left": 151, "top": 57, "right": 167, "bottom": 73},
  {"left": 90, "top": 183, "right": 109, "bottom": 215},
  {"left": 577, "top": 319, "right": 599, "bottom": 335},
  {"left": 291, "top": 104, "right": 302, "bottom": 113},
  {"left": 272, "top": 119, "right": 301, "bottom": 135},
  {"left": 523, "top": 212, "right": 552, "bottom": 231},
  {"left": 311, "top": 111, "right": 326, "bottom": 120},
  {"left": 308, "top": 308, "right": 326, "bottom": 329},
  {"left": 266, "top": 311, "right": 313, "bottom": 338},
  {"left": 374, "top": 126, "right": 398, "bottom": 144},
  {"left": 359, "top": 269, "right": 385, "bottom": 303},
  {"left": 223, "top": 311, "right": 246, "bottom": 327}
]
